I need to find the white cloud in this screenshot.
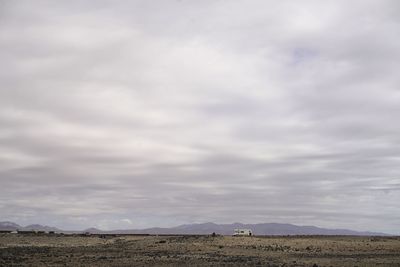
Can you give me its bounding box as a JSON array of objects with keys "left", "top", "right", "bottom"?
[{"left": 0, "top": 0, "right": 399, "bottom": 234}]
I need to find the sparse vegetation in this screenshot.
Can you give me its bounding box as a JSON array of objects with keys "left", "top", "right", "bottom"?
[{"left": 0, "top": 234, "right": 399, "bottom": 266}]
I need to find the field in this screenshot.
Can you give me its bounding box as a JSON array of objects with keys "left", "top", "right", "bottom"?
[{"left": 1, "top": 233, "right": 399, "bottom": 266}]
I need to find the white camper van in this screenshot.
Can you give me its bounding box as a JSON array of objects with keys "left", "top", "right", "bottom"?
[{"left": 233, "top": 229, "right": 253, "bottom": 236}]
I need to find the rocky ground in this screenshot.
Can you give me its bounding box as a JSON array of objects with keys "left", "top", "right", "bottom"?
[{"left": 0, "top": 233, "right": 399, "bottom": 266}]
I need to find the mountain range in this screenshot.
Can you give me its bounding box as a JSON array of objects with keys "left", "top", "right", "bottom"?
[
  {"left": 0, "top": 221, "right": 61, "bottom": 232},
  {"left": 0, "top": 221, "right": 388, "bottom": 236}
]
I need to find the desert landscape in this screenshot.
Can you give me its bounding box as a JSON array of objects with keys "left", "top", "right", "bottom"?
[
  {"left": 2, "top": 1, "right": 400, "bottom": 267},
  {"left": 1, "top": 233, "right": 400, "bottom": 266}
]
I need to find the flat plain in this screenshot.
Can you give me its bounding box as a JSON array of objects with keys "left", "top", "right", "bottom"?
[{"left": 1, "top": 233, "right": 399, "bottom": 266}]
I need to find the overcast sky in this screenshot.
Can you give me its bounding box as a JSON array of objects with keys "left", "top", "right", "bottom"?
[{"left": 1, "top": 0, "right": 399, "bottom": 234}]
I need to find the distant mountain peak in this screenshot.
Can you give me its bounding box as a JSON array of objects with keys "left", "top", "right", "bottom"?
[
  {"left": 83, "top": 228, "right": 102, "bottom": 233},
  {"left": 0, "top": 221, "right": 20, "bottom": 227},
  {"left": 0, "top": 221, "right": 21, "bottom": 230}
]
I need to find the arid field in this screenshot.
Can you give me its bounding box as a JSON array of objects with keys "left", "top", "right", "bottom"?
[{"left": 0, "top": 233, "right": 399, "bottom": 266}]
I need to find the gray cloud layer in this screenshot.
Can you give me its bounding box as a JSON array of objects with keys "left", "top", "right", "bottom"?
[{"left": 1, "top": 0, "right": 399, "bottom": 233}]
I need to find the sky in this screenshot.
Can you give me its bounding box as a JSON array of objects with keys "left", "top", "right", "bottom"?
[{"left": 0, "top": 0, "right": 399, "bottom": 234}]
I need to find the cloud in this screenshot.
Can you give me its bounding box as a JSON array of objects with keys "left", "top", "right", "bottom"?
[{"left": 0, "top": 0, "right": 399, "bottom": 234}]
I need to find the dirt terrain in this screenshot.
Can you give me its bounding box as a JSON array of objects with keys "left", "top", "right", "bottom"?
[{"left": 0, "top": 233, "right": 399, "bottom": 266}]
